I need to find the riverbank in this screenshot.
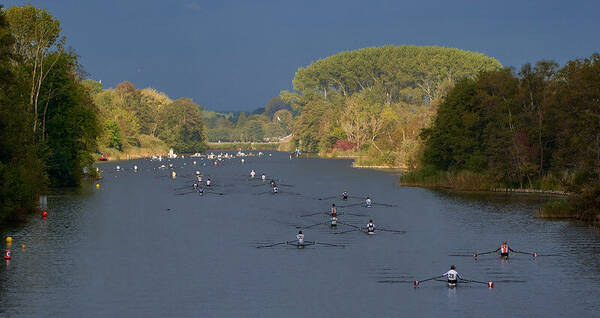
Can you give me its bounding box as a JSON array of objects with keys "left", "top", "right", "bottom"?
[
  {"left": 207, "top": 141, "right": 294, "bottom": 152},
  {"left": 317, "top": 149, "right": 408, "bottom": 169},
  {"left": 399, "top": 168, "right": 600, "bottom": 225},
  {"left": 98, "top": 142, "right": 169, "bottom": 161}
]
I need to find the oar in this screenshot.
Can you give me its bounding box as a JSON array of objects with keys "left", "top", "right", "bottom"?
[
  {"left": 339, "top": 203, "right": 361, "bottom": 208},
  {"left": 317, "top": 196, "right": 338, "bottom": 200},
  {"left": 413, "top": 276, "right": 443, "bottom": 287},
  {"left": 337, "top": 221, "right": 360, "bottom": 229},
  {"left": 378, "top": 228, "right": 406, "bottom": 234},
  {"left": 256, "top": 242, "right": 288, "bottom": 248},
  {"left": 300, "top": 212, "right": 327, "bottom": 217},
  {"left": 513, "top": 250, "right": 537, "bottom": 257},
  {"left": 473, "top": 250, "right": 496, "bottom": 258},
  {"left": 303, "top": 221, "right": 329, "bottom": 229},
  {"left": 342, "top": 212, "right": 368, "bottom": 217},
  {"left": 314, "top": 242, "right": 345, "bottom": 248},
  {"left": 373, "top": 203, "right": 398, "bottom": 207},
  {"left": 460, "top": 278, "right": 494, "bottom": 288},
  {"left": 206, "top": 191, "right": 225, "bottom": 195},
  {"left": 175, "top": 191, "right": 195, "bottom": 195},
  {"left": 334, "top": 228, "right": 360, "bottom": 235}
]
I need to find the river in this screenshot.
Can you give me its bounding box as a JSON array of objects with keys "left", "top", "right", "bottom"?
[{"left": 1, "top": 152, "right": 599, "bottom": 317}]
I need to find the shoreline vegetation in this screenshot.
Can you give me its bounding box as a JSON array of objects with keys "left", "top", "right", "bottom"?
[{"left": 399, "top": 55, "right": 600, "bottom": 225}]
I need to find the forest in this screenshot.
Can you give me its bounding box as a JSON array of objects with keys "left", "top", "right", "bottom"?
[{"left": 401, "top": 55, "right": 600, "bottom": 221}]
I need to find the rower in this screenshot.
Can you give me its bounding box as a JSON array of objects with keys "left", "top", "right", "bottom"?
[
  {"left": 342, "top": 190, "right": 348, "bottom": 200},
  {"left": 133, "top": 165, "right": 138, "bottom": 171},
  {"left": 195, "top": 171, "right": 201, "bottom": 175},
  {"left": 273, "top": 186, "right": 279, "bottom": 194},
  {"left": 330, "top": 215, "right": 338, "bottom": 227},
  {"left": 116, "top": 165, "right": 120, "bottom": 171},
  {"left": 250, "top": 170, "right": 256, "bottom": 178},
  {"left": 495, "top": 241, "right": 515, "bottom": 258},
  {"left": 331, "top": 204, "right": 337, "bottom": 216},
  {"left": 442, "top": 265, "right": 461, "bottom": 286},
  {"left": 197, "top": 175, "right": 202, "bottom": 182},
  {"left": 296, "top": 231, "right": 304, "bottom": 244},
  {"left": 366, "top": 219, "right": 375, "bottom": 234},
  {"left": 261, "top": 173, "right": 266, "bottom": 181},
  {"left": 365, "top": 197, "right": 372, "bottom": 207},
  {"left": 206, "top": 178, "right": 212, "bottom": 187},
  {"left": 198, "top": 187, "right": 204, "bottom": 196},
  {"left": 193, "top": 182, "right": 198, "bottom": 190},
  {"left": 241, "top": 158, "right": 245, "bottom": 164},
  {"left": 269, "top": 179, "right": 276, "bottom": 187}
]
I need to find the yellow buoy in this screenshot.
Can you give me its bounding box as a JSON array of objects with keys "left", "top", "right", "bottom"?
[
  {"left": 5, "top": 237, "right": 12, "bottom": 244},
  {"left": 96, "top": 183, "right": 100, "bottom": 189},
  {"left": 21, "top": 244, "right": 26, "bottom": 249}
]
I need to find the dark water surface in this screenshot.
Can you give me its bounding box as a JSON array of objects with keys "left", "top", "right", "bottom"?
[{"left": 1, "top": 152, "right": 599, "bottom": 317}]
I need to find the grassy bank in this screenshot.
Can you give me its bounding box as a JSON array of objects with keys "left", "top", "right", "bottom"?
[
  {"left": 318, "top": 148, "right": 408, "bottom": 169},
  {"left": 400, "top": 169, "right": 498, "bottom": 191},
  {"left": 538, "top": 185, "right": 600, "bottom": 224},
  {"left": 401, "top": 167, "right": 600, "bottom": 225},
  {"left": 207, "top": 141, "right": 295, "bottom": 152},
  {"left": 400, "top": 167, "right": 573, "bottom": 192}
]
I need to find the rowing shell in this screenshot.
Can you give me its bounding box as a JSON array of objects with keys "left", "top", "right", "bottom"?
[{"left": 291, "top": 242, "right": 315, "bottom": 249}]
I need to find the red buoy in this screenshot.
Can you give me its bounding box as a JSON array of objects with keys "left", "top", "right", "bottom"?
[
  {"left": 41, "top": 210, "right": 48, "bottom": 218},
  {"left": 3, "top": 249, "right": 11, "bottom": 260},
  {"left": 488, "top": 281, "right": 494, "bottom": 288}
]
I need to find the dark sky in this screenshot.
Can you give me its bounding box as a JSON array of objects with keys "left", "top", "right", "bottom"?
[{"left": 5, "top": 0, "right": 599, "bottom": 111}]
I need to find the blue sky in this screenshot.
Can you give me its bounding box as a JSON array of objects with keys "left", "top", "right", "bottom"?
[{"left": 4, "top": 0, "right": 599, "bottom": 111}]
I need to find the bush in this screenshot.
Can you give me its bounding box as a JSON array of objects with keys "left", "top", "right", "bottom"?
[{"left": 331, "top": 139, "right": 355, "bottom": 152}]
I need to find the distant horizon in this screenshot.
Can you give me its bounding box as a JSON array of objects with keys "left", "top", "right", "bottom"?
[{"left": 5, "top": 0, "right": 599, "bottom": 111}]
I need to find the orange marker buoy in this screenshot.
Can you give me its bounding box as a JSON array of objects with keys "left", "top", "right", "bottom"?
[
  {"left": 41, "top": 210, "right": 48, "bottom": 218},
  {"left": 21, "top": 244, "right": 26, "bottom": 249},
  {"left": 3, "top": 249, "right": 11, "bottom": 260},
  {"left": 5, "top": 237, "right": 12, "bottom": 244}
]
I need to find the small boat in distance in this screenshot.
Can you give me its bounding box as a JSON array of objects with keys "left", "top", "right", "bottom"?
[{"left": 98, "top": 153, "right": 108, "bottom": 161}]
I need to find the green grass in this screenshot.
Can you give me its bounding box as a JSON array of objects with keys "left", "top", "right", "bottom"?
[
  {"left": 207, "top": 142, "right": 282, "bottom": 151},
  {"left": 400, "top": 167, "right": 497, "bottom": 191}
]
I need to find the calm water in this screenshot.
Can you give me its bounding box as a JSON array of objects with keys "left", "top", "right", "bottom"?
[{"left": 1, "top": 152, "right": 599, "bottom": 317}]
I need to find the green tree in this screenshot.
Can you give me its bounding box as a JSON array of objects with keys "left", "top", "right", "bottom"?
[{"left": 5, "top": 5, "right": 63, "bottom": 132}]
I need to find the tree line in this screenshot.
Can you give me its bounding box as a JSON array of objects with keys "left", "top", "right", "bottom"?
[
  {"left": 0, "top": 5, "right": 209, "bottom": 222},
  {"left": 203, "top": 96, "right": 293, "bottom": 142},
  {"left": 405, "top": 54, "right": 600, "bottom": 221},
  {"left": 284, "top": 45, "right": 501, "bottom": 166},
  {"left": 85, "top": 80, "right": 207, "bottom": 157}
]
